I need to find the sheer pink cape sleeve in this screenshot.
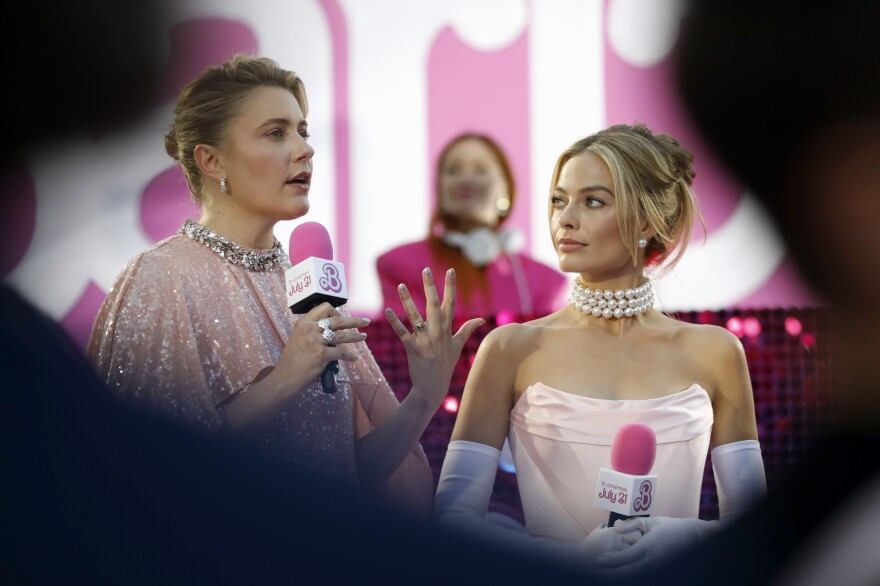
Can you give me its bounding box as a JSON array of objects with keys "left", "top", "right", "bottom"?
[
  {"left": 346, "top": 331, "right": 435, "bottom": 517},
  {"left": 87, "top": 244, "right": 225, "bottom": 430}
]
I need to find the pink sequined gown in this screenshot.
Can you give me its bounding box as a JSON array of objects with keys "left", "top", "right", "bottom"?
[{"left": 87, "top": 220, "right": 434, "bottom": 517}]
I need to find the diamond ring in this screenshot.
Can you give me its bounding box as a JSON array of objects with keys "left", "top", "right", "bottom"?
[
  {"left": 415, "top": 322, "right": 426, "bottom": 332},
  {"left": 322, "top": 328, "right": 337, "bottom": 345},
  {"left": 317, "top": 318, "right": 332, "bottom": 331}
]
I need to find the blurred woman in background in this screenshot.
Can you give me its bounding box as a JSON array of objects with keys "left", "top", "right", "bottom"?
[{"left": 377, "top": 133, "right": 568, "bottom": 321}]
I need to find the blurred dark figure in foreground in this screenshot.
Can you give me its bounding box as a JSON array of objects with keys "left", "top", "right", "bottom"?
[
  {"left": 0, "top": 2, "right": 618, "bottom": 584},
  {"left": 4, "top": 3, "right": 167, "bottom": 163},
  {"left": 2, "top": 283, "right": 600, "bottom": 584},
  {"left": 658, "top": 1, "right": 880, "bottom": 584}
]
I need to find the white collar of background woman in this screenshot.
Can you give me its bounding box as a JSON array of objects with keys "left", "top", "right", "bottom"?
[{"left": 442, "top": 227, "right": 524, "bottom": 267}]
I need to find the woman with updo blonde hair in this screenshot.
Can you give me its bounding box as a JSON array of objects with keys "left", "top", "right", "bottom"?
[{"left": 433, "top": 123, "right": 767, "bottom": 574}]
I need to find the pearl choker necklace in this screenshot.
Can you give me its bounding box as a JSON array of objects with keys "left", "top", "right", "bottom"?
[{"left": 569, "top": 279, "right": 655, "bottom": 319}]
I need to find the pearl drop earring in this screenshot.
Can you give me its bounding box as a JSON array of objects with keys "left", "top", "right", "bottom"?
[
  {"left": 220, "top": 177, "right": 229, "bottom": 194},
  {"left": 638, "top": 238, "right": 647, "bottom": 249}
]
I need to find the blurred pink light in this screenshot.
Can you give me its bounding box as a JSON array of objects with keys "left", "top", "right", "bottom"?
[
  {"left": 698, "top": 311, "right": 714, "bottom": 324},
  {"left": 743, "top": 316, "right": 762, "bottom": 338},
  {"left": 785, "top": 316, "right": 803, "bottom": 336},
  {"left": 443, "top": 396, "right": 459, "bottom": 413},
  {"left": 726, "top": 316, "right": 744, "bottom": 338},
  {"left": 802, "top": 333, "right": 816, "bottom": 350},
  {"left": 496, "top": 310, "right": 515, "bottom": 325}
]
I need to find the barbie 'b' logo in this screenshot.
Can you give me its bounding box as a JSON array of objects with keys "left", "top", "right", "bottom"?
[
  {"left": 633, "top": 480, "right": 653, "bottom": 512},
  {"left": 320, "top": 263, "right": 342, "bottom": 293}
]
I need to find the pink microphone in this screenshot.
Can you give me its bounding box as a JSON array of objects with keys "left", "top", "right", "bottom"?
[
  {"left": 611, "top": 422, "right": 657, "bottom": 475},
  {"left": 285, "top": 221, "right": 349, "bottom": 393},
  {"left": 289, "top": 221, "right": 333, "bottom": 265},
  {"left": 286, "top": 222, "right": 348, "bottom": 314},
  {"left": 595, "top": 422, "right": 658, "bottom": 526}
]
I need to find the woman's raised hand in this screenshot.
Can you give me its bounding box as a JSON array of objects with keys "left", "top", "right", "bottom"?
[{"left": 385, "top": 268, "right": 485, "bottom": 411}]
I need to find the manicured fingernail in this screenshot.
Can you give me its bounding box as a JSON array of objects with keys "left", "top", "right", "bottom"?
[
  {"left": 385, "top": 308, "right": 394, "bottom": 315},
  {"left": 398, "top": 284, "right": 407, "bottom": 291},
  {"left": 424, "top": 267, "right": 432, "bottom": 276},
  {"left": 360, "top": 332, "right": 368, "bottom": 339},
  {"left": 361, "top": 317, "right": 371, "bottom": 325}
]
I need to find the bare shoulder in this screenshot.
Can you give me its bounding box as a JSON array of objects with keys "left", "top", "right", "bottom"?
[
  {"left": 663, "top": 318, "right": 750, "bottom": 398},
  {"left": 660, "top": 317, "right": 744, "bottom": 358},
  {"left": 476, "top": 312, "right": 557, "bottom": 360},
  {"left": 479, "top": 321, "right": 535, "bottom": 355}
]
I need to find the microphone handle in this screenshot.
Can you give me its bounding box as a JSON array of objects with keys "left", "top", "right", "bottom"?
[
  {"left": 320, "top": 360, "right": 339, "bottom": 394},
  {"left": 289, "top": 299, "right": 342, "bottom": 394},
  {"left": 608, "top": 511, "right": 649, "bottom": 527}
]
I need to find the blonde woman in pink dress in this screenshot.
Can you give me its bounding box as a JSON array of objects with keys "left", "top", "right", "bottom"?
[
  {"left": 434, "top": 123, "right": 768, "bottom": 572},
  {"left": 88, "top": 54, "right": 484, "bottom": 518}
]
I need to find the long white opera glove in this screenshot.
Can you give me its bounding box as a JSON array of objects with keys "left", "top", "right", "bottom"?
[
  {"left": 595, "top": 439, "right": 767, "bottom": 574},
  {"left": 712, "top": 439, "right": 767, "bottom": 518},
  {"left": 434, "top": 440, "right": 630, "bottom": 572}
]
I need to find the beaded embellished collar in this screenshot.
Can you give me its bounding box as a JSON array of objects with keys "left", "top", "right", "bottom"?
[
  {"left": 178, "top": 218, "right": 287, "bottom": 272},
  {"left": 569, "top": 279, "right": 655, "bottom": 319}
]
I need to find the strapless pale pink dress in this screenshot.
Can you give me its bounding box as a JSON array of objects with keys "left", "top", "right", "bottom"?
[{"left": 508, "top": 382, "right": 713, "bottom": 542}]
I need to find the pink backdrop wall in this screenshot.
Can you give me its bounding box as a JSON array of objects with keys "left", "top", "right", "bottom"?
[{"left": 1, "top": 0, "right": 821, "bottom": 350}]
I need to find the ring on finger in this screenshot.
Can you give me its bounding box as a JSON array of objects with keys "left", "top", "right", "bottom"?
[
  {"left": 322, "top": 328, "right": 337, "bottom": 346},
  {"left": 317, "top": 317, "right": 332, "bottom": 331},
  {"left": 415, "top": 321, "right": 426, "bottom": 332}
]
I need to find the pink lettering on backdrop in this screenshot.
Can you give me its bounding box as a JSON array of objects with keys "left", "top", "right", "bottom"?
[
  {"left": 140, "top": 167, "right": 201, "bottom": 243},
  {"left": 602, "top": 0, "right": 819, "bottom": 307},
  {"left": 48, "top": 7, "right": 825, "bottom": 352},
  {"left": 427, "top": 26, "right": 533, "bottom": 251},
  {"left": 604, "top": 37, "right": 739, "bottom": 234},
  {"left": 316, "top": 0, "right": 352, "bottom": 275},
  {"left": 143, "top": 16, "right": 260, "bottom": 243},
  {"left": 743, "top": 257, "right": 822, "bottom": 308},
  {"left": 60, "top": 18, "right": 262, "bottom": 349},
  {"left": 160, "top": 18, "right": 261, "bottom": 104},
  {"left": 60, "top": 281, "right": 108, "bottom": 350}
]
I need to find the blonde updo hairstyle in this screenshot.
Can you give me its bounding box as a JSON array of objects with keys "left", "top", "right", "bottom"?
[
  {"left": 549, "top": 123, "right": 704, "bottom": 273},
  {"left": 164, "top": 54, "right": 308, "bottom": 203}
]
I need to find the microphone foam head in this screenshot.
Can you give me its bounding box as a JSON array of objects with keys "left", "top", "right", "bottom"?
[
  {"left": 610, "top": 423, "right": 657, "bottom": 475},
  {"left": 289, "top": 221, "right": 333, "bottom": 265}
]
